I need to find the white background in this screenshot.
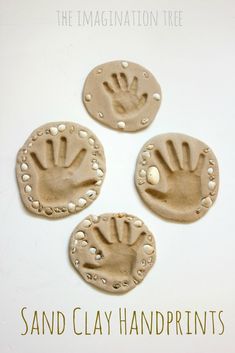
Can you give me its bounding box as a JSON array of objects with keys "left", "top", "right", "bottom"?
[{"left": 0, "top": 0, "right": 235, "bottom": 352}]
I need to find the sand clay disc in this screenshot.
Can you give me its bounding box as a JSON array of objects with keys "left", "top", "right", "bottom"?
[
  {"left": 16, "top": 122, "right": 106, "bottom": 219},
  {"left": 83, "top": 60, "right": 161, "bottom": 132},
  {"left": 135, "top": 133, "right": 219, "bottom": 223},
  {"left": 69, "top": 213, "right": 156, "bottom": 294}
]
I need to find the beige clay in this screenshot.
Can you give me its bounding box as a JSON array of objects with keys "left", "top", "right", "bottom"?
[
  {"left": 16, "top": 122, "right": 106, "bottom": 219},
  {"left": 135, "top": 133, "right": 219, "bottom": 223},
  {"left": 69, "top": 213, "right": 156, "bottom": 294},
  {"left": 83, "top": 60, "right": 161, "bottom": 132}
]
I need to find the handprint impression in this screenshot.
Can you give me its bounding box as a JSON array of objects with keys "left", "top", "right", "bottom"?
[
  {"left": 103, "top": 73, "right": 148, "bottom": 115},
  {"left": 146, "top": 141, "right": 205, "bottom": 212},
  {"left": 30, "top": 137, "right": 94, "bottom": 204}
]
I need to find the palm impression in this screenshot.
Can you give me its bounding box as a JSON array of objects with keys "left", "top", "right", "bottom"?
[
  {"left": 83, "top": 60, "right": 161, "bottom": 132},
  {"left": 16, "top": 122, "right": 106, "bottom": 219},
  {"left": 135, "top": 133, "right": 219, "bottom": 223},
  {"left": 70, "top": 213, "right": 156, "bottom": 294}
]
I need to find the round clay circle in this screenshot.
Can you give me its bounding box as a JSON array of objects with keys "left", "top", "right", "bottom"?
[
  {"left": 16, "top": 122, "right": 106, "bottom": 219},
  {"left": 69, "top": 213, "right": 156, "bottom": 294},
  {"left": 135, "top": 133, "right": 219, "bottom": 223},
  {"left": 83, "top": 60, "right": 161, "bottom": 132}
]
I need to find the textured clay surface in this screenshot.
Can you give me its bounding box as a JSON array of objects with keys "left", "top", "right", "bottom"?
[
  {"left": 69, "top": 213, "right": 156, "bottom": 294},
  {"left": 16, "top": 122, "right": 106, "bottom": 219},
  {"left": 135, "top": 133, "right": 219, "bottom": 223},
  {"left": 83, "top": 60, "right": 161, "bottom": 132}
]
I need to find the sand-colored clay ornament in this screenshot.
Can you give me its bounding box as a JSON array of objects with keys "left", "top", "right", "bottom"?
[
  {"left": 16, "top": 122, "right": 106, "bottom": 219},
  {"left": 135, "top": 133, "right": 219, "bottom": 223},
  {"left": 69, "top": 213, "right": 156, "bottom": 294},
  {"left": 83, "top": 60, "right": 161, "bottom": 132}
]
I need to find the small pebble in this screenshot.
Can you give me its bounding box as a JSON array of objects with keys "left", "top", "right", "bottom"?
[
  {"left": 98, "top": 112, "right": 103, "bottom": 118},
  {"left": 75, "top": 231, "right": 85, "bottom": 240},
  {"left": 22, "top": 174, "right": 30, "bottom": 181},
  {"left": 78, "top": 198, "right": 87, "bottom": 207},
  {"left": 83, "top": 219, "right": 92, "bottom": 228},
  {"left": 58, "top": 124, "right": 66, "bottom": 132},
  {"left": 79, "top": 130, "right": 88, "bottom": 138},
  {"left": 141, "top": 118, "right": 149, "bottom": 125},
  {"left": 142, "top": 151, "right": 151, "bottom": 159},
  {"left": 121, "top": 61, "right": 128, "bottom": 68},
  {"left": 95, "top": 180, "right": 102, "bottom": 186},
  {"left": 25, "top": 185, "right": 32, "bottom": 193},
  {"left": 147, "top": 166, "right": 160, "bottom": 185},
  {"left": 95, "top": 254, "right": 102, "bottom": 260},
  {"left": 81, "top": 240, "right": 88, "bottom": 247},
  {"left": 85, "top": 94, "right": 92, "bottom": 102},
  {"left": 88, "top": 138, "right": 95, "bottom": 145},
  {"left": 68, "top": 202, "right": 76, "bottom": 213},
  {"left": 86, "top": 189, "right": 96, "bottom": 199},
  {"left": 49, "top": 127, "right": 58, "bottom": 136},
  {"left": 208, "top": 181, "right": 216, "bottom": 190},
  {"left": 117, "top": 121, "right": 126, "bottom": 129},
  {"left": 143, "top": 244, "right": 155, "bottom": 255},
  {"left": 21, "top": 163, "right": 28, "bottom": 171},
  {"left": 153, "top": 93, "right": 161, "bottom": 101},
  {"left": 208, "top": 167, "right": 214, "bottom": 175},
  {"left": 139, "top": 169, "right": 146, "bottom": 177},
  {"left": 97, "top": 169, "right": 104, "bottom": 177},
  {"left": 32, "top": 201, "right": 40, "bottom": 209},
  {"left": 92, "top": 162, "right": 99, "bottom": 170},
  {"left": 134, "top": 220, "right": 143, "bottom": 227},
  {"left": 201, "top": 196, "right": 213, "bottom": 208},
  {"left": 89, "top": 247, "right": 97, "bottom": 254}
]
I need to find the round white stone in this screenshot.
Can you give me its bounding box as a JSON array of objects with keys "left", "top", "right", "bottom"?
[
  {"left": 121, "top": 61, "right": 128, "bottom": 68},
  {"left": 78, "top": 198, "right": 87, "bottom": 207},
  {"left": 139, "top": 169, "right": 147, "bottom": 177},
  {"left": 95, "top": 254, "right": 102, "bottom": 260},
  {"left": 142, "top": 151, "right": 151, "bottom": 159},
  {"left": 89, "top": 247, "right": 97, "bottom": 254},
  {"left": 143, "top": 244, "right": 154, "bottom": 255},
  {"left": 32, "top": 201, "right": 40, "bottom": 209},
  {"left": 97, "top": 169, "right": 104, "bottom": 177},
  {"left": 21, "top": 163, "right": 28, "bottom": 171},
  {"left": 49, "top": 127, "right": 58, "bottom": 136},
  {"left": 92, "top": 162, "right": 99, "bottom": 170},
  {"left": 79, "top": 130, "right": 88, "bottom": 138},
  {"left": 25, "top": 185, "right": 32, "bottom": 193},
  {"left": 76, "top": 231, "right": 85, "bottom": 240},
  {"left": 68, "top": 202, "right": 76, "bottom": 212},
  {"left": 58, "top": 124, "right": 66, "bottom": 132},
  {"left": 208, "top": 181, "right": 216, "bottom": 190},
  {"left": 88, "top": 138, "right": 95, "bottom": 145},
  {"left": 117, "top": 121, "right": 126, "bottom": 129},
  {"left": 147, "top": 166, "right": 160, "bottom": 185},
  {"left": 153, "top": 93, "right": 161, "bottom": 101},
  {"left": 85, "top": 94, "right": 92, "bottom": 101},
  {"left": 208, "top": 167, "right": 214, "bottom": 175},
  {"left": 83, "top": 219, "right": 92, "bottom": 228},
  {"left": 134, "top": 220, "right": 143, "bottom": 227},
  {"left": 22, "top": 174, "right": 30, "bottom": 181}
]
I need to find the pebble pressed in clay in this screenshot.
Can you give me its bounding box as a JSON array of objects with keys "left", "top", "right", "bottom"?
[
  {"left": 16, "top": 122, "right": 106, "bottom": 219},
  {"left": 83, "top": 60, "right": 161, "bottom": 132},
  {"left": 69, "top": 213, "right": 156, "bottom": 294},
  {"left": 135, "top": 133, "right": 219, "bottom": 223}
]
